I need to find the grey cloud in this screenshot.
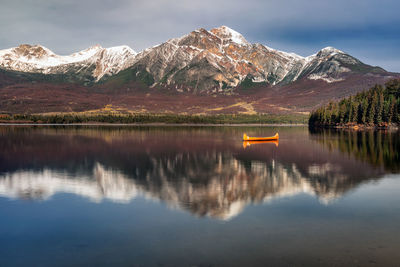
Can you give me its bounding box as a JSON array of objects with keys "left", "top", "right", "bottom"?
[{"left": 0, "top": 0, "right": 399, "bottom": 71}]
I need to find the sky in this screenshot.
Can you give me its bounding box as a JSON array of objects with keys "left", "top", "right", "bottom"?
[{"left": 1, "top": 0, "right": 399, "bottom": 72}]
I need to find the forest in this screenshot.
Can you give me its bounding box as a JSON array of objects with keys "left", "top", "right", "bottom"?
[{"left": 309, "top": 79, "right": 400, "bottom": 127}]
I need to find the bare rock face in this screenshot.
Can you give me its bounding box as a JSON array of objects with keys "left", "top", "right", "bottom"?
[{"left": 13, "top": 44, "right": 52, "bottom": 59}]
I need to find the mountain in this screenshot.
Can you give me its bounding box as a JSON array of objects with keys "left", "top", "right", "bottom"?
[
  {"left": 115, "top": 26, "right": 387, "bottom": 92},
  {"left": 0, "top": 26, "right": 387, "bottom": 91},
  {"left": 0, "top": 26, "right": 397, "bottom": 115},
  {"left": 0, "top": 44, "right": 137, "bottom": 83}
]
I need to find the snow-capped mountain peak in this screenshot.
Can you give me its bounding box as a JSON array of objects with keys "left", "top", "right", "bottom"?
[
  {"left": 317, "top": 46, "right": 345, "bottom": 56},
  {"left": 210, "top": 25, "right": 250, "bottom": 46},
  {"left": 0, "top": 44, "right": 58, "bottom": 68},
  {"left": 0, "top": 44, "right": 137, "bottom": 81}
]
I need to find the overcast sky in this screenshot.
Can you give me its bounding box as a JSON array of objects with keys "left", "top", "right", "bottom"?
[{"left": 1, "top": 0, "right": 399, "bottom": 71}]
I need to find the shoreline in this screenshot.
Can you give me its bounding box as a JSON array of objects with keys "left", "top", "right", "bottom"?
[
  {"left": 0, "top": 122, "right": 307, "bottom": 127},
  {"left": 0, "top": 113, "right": 308, "bottom": 125},
  {"left": 310, "top": 124, "right": 399, "bottom": 131}
]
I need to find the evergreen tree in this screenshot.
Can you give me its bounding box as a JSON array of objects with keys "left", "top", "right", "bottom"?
[
  {"left": 348, "top": 100, "right": 354, "bottom": 122},
  {"left": 351, "top": 102, "right": 359, "bottom": 123},
  {"left": 339, "top": 101, "right": 346, "bottom": 123},
  {"left": 388, "top": 97, "right": 395, "bottom": 124},
  {"left": 375, "top": 90, "right": 384, "bottom": 124},
  {"left": 368, "top": 92, "right": 377, "bottom": 125},
  {"left": 361, "top": 98, "right": 368, "bottom": 124},
  {"left": 396, "top": 99, "right": 400, "bottom": 123},
  {"left": 386, "top": 79, "right": 400, "bottom": 97}
]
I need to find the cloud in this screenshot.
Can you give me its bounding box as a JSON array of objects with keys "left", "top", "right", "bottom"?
[{"left": 0, "top": 0, "right": 399, "bottom": 71}]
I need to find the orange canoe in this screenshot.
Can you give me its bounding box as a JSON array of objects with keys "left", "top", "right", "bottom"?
[{"left": 243, "top": 133, "right": 279, "bottom": 141}]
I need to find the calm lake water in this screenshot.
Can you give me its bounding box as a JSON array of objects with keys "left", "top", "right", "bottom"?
[{"left": 0, "top": 125, "right": 399, "bottom": 267}]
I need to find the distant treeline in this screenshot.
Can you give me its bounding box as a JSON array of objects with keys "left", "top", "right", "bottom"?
[
  {"left": 309, "top": 79, "right": 400, "bottom": 127},
  {"left": 0, "top": 113, "right": 307, "bottom": 124}
]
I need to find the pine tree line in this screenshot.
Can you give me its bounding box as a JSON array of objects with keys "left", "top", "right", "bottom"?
[{"left": 309, "top": 79, "right": 400, "bottom": 127}]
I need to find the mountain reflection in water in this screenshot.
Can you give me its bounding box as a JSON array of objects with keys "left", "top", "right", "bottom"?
[{"left": 0, "top": 126, "right": 398, "bottom": 220}]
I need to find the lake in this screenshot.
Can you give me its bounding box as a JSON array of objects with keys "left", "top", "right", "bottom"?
[{"left": 0, "top": 125, "right": 399, "bottom": 266}]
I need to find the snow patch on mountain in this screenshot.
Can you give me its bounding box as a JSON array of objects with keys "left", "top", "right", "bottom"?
[
  {"left": 93, "top": 45, "right": 137, "bottom": 80},
  {"left": 308, "top": 73, "right": 344, "bottom": 83},
  {"left": 262, "top": 44, "right": 304, "bottom": 61}
]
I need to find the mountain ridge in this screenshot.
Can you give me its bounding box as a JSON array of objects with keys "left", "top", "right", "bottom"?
[
  {"left": 0, "top": 44, "right": 137, "bottom": 82},
  {"left": 0, "top": 26, "right": 387, "bottom": 92}
]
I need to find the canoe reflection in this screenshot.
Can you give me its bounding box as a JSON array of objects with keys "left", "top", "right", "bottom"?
[{"left": 243, "top": 140, "right": 279, "bottom": 149}]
